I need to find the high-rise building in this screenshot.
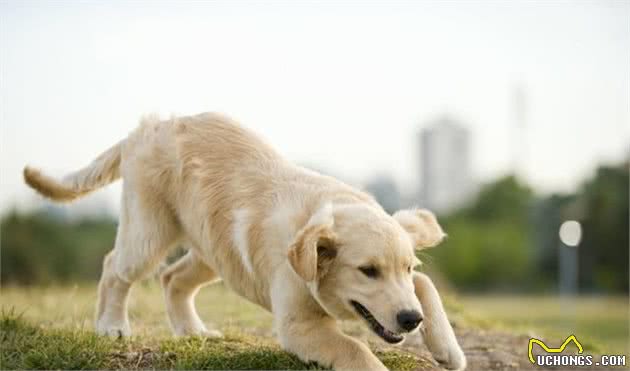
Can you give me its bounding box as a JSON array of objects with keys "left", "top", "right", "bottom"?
[
  {"left": 419, "top": 117, "right": 473, "bottom": 214},
  {"left": 365, "top": 175, "right": 401, "bottom": 214}
]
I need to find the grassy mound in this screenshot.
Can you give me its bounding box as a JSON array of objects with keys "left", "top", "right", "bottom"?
[{"left": 0, "top": 310, "right": 420, "bottom": 370}]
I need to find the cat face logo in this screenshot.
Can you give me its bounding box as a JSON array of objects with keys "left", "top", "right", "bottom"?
[{"left": 528, "top": 335, "right": 583, "bottom": 364}]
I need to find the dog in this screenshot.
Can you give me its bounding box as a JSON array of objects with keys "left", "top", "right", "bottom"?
[{"left": 24, "top": 112, "right": 466, "bottom": 370}]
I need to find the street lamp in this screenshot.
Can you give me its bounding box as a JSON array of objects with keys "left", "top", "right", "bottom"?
[{"left": 558, "top": 220, "right": 582, "bottom": 295}]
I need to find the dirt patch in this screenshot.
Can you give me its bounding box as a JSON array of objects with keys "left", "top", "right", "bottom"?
[
  {"left": 389, "top": 327, "right": 623, "bottom": 370},
  {"left": 240, "top": 319, "right": 622, "bottom": 370}
]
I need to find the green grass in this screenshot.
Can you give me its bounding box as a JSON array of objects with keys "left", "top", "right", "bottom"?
[
  {"left": 0, "top": 309, "right": 317, "bottom": 370},
  {"left": 2, "top": 283, "right": 627, "bottom": 370},
  {"left": 2, "top": 309, "right": 115, "bottom": 370},
  {"left": 0, "top": 309, "right": 421, "bottom": 370},
  {"left": 458, "top": 295, "right": 629, "bottom": 354},
  {"left": 0, "top": 284, "right": 423, "bottom": 370}
]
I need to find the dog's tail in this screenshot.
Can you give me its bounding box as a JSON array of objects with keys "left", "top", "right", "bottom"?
[{"left": 24, "top": 140, "right": 124, "bottom": 202}]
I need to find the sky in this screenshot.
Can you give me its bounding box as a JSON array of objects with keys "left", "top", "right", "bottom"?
[{"left": 1, "top": 1, "right": 628, "bottom": 214}]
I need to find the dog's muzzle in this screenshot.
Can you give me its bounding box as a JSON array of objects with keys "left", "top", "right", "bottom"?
[{"left": 350, "top": 300, "right": 404, "bottom": 344}]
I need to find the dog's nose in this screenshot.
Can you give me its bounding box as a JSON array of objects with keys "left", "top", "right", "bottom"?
[{"left": 397, "top": 309, "right": 423, "bottom": 331}]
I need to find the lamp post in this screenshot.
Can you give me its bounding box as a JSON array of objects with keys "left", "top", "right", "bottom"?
[{"left": 558, "top": 220, "right": 582, "bottom": 296}]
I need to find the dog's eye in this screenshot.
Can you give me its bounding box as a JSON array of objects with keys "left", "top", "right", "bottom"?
[
  {"left": 359, "top": 265, "right": 380, "bottom": 279},
  {"left": 407, "top": 266, "right": 412, "bottom": 274}
]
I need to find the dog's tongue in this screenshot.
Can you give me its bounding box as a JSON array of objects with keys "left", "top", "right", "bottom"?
[{"left": 382, "top": 328, "right": 404, "bottom": 343}]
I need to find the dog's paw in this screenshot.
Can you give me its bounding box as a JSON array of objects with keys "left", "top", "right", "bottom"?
[
  {"left": 96, "top": 324, "right": 131, "bottom": 338},
  {"left": 174, "top": 325, "right": 224, "bottom": 338},
  {"left": 199, "top": 329, "right": 224, "bottom": 338},
  {"left": 433, "top": 346, "right": 466, "bottom": 371}
]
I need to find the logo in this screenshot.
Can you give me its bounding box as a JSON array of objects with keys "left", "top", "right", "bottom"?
[
  {"left": 528, "top": 335, "right": 626, "bottom": 368},
  {"left": 528, "top": 335, "right": 583, "bottom": 364}
]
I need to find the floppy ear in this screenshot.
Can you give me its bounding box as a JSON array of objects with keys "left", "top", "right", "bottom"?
[
  {"left": 288, "top": 203, "right": 337, "bottom": 282},
  {"left": 393, "top": 208, "right": 446, "bottom": 250}
]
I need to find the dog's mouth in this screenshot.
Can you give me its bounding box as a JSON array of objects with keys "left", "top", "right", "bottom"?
[{"left": 350, "top": 300, "right": 404, "bottom": 344}]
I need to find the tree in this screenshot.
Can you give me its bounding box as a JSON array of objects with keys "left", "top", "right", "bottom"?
[
  {"left": 430, "top": 175, "right": 536, "bottom": 291},
  {"left": 1, "top": 210, "right": 117, "bottom": 284},
  {"left": 577, "top": 163, "right": 629, "bottom": 293}
]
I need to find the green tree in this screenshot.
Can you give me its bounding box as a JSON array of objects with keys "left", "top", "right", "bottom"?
[
  {"left": 577, "top": 163, "right": 629, "bottom": 293},
  {"left": 430, "top": 175, "right": 536, "bottom": 291},
  {"left": 1, "top": 211, "right": 117, "bottom": 285}
]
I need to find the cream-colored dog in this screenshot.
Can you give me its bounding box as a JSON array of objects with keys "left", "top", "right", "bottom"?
[{"left": 24, "top": 112, "right": 466, "bottom": 370}]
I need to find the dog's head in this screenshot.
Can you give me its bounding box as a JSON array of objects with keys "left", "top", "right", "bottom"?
[{"left": 287, "top": 203, "right": 445, "bottom": 344}]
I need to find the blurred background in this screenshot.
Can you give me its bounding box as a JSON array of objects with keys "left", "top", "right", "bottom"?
[{"left": 1, "top": 0, "right": 628, "bottom": 357}]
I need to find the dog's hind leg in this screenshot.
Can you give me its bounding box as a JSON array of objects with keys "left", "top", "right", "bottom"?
[
  {"left": 95, "top": 190, "right": 180, "bottom": 337},
  {"left": 95, "top": 249, "right": 134, "bottom": 337},
  {"left": 161, "top": 251, "right": 222, "bottom": 337}
]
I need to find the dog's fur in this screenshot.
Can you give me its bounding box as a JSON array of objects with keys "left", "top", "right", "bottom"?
[{"left": 24, "top": 112, "right": 466, "bottom": 370}]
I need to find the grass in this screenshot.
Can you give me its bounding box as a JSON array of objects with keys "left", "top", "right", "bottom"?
[
  {"left": 0, "top": 283, "right": 422, "bottom": 370},
  {"left": 2, "top": 283, "right": 627, "bottom": 369},
  {"left": 0, "top": 309, "right": 326, "bottom": 370},
  {"left": 458, "top": 294, "right": 629, "bottom": 355},
  {"left": 0, "top": 282, "right": 273, "bottom": 336},
  {"left": 2, "top": 310, "right": 115, "bottom": 370}
]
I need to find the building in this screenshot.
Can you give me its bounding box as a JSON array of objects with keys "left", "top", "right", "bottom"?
[
  {"left": 364, "top": 175, "right": 401, "bottom": 214},
  {"left": 419, "top": 117, "right": 474, "bottom": 214}
]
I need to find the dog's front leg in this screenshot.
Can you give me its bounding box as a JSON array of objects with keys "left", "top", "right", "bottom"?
[
  {"left": 277, "top": 315, "right": 387, "bottom": 371},
  {"left": 413, "top": 272, "right": 466, "bottom": 370}
]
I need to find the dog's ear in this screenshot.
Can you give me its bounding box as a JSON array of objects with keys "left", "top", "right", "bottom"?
[
  {"left": 393, "top": 208, "right": 446, "bottom": 250},
  {"left": 288, "top": 203, "right": 337, "bottom": 282}
]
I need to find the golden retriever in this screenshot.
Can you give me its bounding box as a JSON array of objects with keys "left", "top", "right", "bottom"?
[{"left": 24, "top": 112, "right": 466, "bottom": 370}]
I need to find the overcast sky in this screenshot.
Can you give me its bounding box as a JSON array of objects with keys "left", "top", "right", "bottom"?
[{"left": 1, "top": 1, "right": 628, "bottom": 214}]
